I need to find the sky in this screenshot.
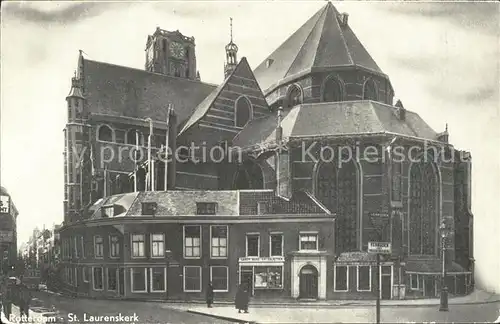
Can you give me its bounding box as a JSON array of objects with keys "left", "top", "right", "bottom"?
[{"left": 1, "top": 1, "right": 499, "bottom": 290}]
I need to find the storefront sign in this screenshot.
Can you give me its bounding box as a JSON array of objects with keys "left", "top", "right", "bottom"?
[
  {"left": 239, "top": 256, "right": 285, "bottom": 263},
  {"left": 0, "top": 230, "right": 14, "bottom": 243},
  {"left": 0, "top": 196, "right": 10, "bottom": 214},
  {"left": 368, "top": 241, "right": 392, "bottom": 254}
]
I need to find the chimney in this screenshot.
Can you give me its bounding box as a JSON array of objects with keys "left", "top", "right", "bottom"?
[{"left": 340, "top": 13, "right": 349, "bottom": 26}]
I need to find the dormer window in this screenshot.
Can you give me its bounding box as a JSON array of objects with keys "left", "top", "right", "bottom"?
[
  {"left": 101, "top": 205, "right": 114, "bottom": 218},
  {"left": 266, "top": 59, "right": 274, "bottom": 68},
  {"left": 235, "top": 96, "right": 252, "bottom": 127},
  {"left": 196, "top": 202, "right": 217, "bottom": 215},
  {"left": 141, "top": 202, "right": 158, "bottom": 216}
]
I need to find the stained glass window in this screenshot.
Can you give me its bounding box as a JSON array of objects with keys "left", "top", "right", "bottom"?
[
  {"left": 409, "top": 161, "right": 437, "bottom": 255},
  {"left": 317, "top": 159, "right": 358, "bottom": 253}
]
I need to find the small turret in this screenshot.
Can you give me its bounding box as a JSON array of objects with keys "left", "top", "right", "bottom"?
[{"left": 224, "top": 17, "right": 238, "bottom": 79}]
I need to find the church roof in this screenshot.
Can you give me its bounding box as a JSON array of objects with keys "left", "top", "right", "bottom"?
[
  {"left": 232, "top": 101, "right": 438, "bottom": 148},
  {"left": 253, "top": 2, "right": 386, "bottom": 95},
  {"left": 80, "top": 57, "right": 217, "bottom": 127}
]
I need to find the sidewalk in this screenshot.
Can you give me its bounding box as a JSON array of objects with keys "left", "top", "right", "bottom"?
[
  {"left": 166, "top": 289, "right": 500, "bottom": 308},
  {"left": 166, "top": 289, "right": 500, "bottom": 324}
]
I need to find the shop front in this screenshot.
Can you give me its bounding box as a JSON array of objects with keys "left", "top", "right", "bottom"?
[{"left": 238, "top": 256, "right": 286, "bottom": 298}]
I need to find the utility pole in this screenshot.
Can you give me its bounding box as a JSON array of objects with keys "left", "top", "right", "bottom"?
[{"left": 376, "top": 253, "right": 381, "bottom": 324}]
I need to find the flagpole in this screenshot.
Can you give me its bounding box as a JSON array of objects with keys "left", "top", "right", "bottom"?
[{"left": 164, "top": 104, "right": 172, "bottom": 191}]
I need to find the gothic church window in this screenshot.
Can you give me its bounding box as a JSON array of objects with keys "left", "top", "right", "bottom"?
[
  {"left": 363, "top": 79, "right": 378, "bottom": 101},
  {"left": 316, "top": 159, "right": 358, "bottom": 252},
  {"left": 286, "top": 85, "right": 302, "bottom": 108},
  {"left": 235, "top": 96, "right": 252, "bottom": 127},
  {"left": 98, "top": 125, "right": 113, "bottom": 142},
  {"left": 409, "top": 160, "right": 438, "bottom": 255},
  {"left": 322, "top": 76, "right": 343, "bottom": 102}
]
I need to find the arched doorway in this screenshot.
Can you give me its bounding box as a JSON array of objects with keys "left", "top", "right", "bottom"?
[{"left": 299, "top": 265, "right": 318, "bottom": 299}]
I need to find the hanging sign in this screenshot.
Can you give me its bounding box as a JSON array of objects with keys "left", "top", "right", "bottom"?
[{"left": 0, "top": 195, "right": 10, "bottom": 214}]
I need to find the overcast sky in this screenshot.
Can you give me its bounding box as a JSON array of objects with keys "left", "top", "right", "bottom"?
[{"left": 1, "top": 0, "right": 499, "bottom": 288}]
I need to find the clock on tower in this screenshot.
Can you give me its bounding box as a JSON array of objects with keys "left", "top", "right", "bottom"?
[{"left": 169, "top": 42, "right": 185, "bottom": 59}]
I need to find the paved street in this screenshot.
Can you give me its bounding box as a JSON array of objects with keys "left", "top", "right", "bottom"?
[
  {"left": 179, "top": 301, "right": 500, "bottom": 323},
  {"left": 26, "top": 291, "right": 232, "bottom": 324}
]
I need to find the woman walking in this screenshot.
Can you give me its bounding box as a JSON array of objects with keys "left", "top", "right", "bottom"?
[{"left": 235, "top": 284, "right": 249, "bottom": 313}]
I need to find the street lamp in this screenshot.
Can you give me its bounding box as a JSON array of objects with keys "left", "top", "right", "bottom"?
[
  {"left": 439, "top": 220, "right": 451, "bottom": 312},
  {"left": 165, "top": 249, "right": 173, "bottom": 300}
]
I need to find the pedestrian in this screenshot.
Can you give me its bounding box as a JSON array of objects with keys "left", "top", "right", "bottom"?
[
  {"left": 206, "top": 282, "right": 214, "bottom": 308},
  {"left": 2, "top": 278, "right": 13, "bottom": 319},
  {"left": 235, "top": 284, "right": 250, "bottom": 313},
  {"left": 19, "top": 277, "right": 32, "bottom": 319}
]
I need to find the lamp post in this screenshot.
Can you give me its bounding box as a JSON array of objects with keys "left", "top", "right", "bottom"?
[
  {"left": 165, "top": 249, "right": 173, "bottom": 300},
  {"left": 439, "top": 220, "right": 450, "bottom": 312}
]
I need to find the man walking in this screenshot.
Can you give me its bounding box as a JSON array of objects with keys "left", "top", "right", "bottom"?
[
  {"left": 18, "top": 276, "right": 32, "bottom": 319},
  {"left": 206, "top": 282, "right": 214, "bottom": 308}
]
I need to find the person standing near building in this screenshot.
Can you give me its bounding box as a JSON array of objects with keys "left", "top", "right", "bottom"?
[
  {"left": 1, "top": 278, "right": 13, "bottom": 319},
  {"left": 18, "top": 277, "right": 32, "bottom": 318},
  {"left": 206, "top": 282, "right": 214, "bottom": 308},
  {"left": 235, "top": 284, "right": 249, "bottom": 313}
]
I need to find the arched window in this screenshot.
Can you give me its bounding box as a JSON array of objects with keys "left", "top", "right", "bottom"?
[
  {"left": 235, "top": 97, "right": 252, "bottom": 127},
  {"left": 316, "top": 159, "right": 358, "bottom": 253},
  {"left": 98, "top": 125, "right": 113, "bottom": 142},
  {"left": 409, "top": 159, "right": 438, "bottom": 255},
  {"left": 125, "top": 129, "right": 140, "bottom": 145},
  {"left": 232, "top": 160, "right": 263, "bottom": 190},
  {"left": 363, "top": 79, "right": 378, "bottom": 101},
  {"left": 322, "top": 77, "right": 343, "bottom": 102},
  {"left": 286, "top": 85, "right": 302, "bottom": 108}
]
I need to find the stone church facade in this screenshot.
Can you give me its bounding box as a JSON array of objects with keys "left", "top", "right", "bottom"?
[{"left": 58, "top": 2, "right": 474, "bottom": 301}]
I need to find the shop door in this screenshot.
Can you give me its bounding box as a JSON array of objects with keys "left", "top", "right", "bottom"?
[
  {"left": 299, "top": 265, "right": 318, "bottom": 299},
  {"left": 240, "top": 268, "right": 254, "bottom": 296},
  {"left": 118, "top": 268, "right": 125, "bottom": 296},
  {"left": 381, "top": 266, "right": 392, "bottom": 300}
]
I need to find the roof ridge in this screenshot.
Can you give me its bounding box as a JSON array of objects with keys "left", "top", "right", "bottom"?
[
  {"left": 83, "top": 58, "right": 218, "bottom": 88},
  {"left": 284, "top": 3, "right": 329, "bottom": 79}
]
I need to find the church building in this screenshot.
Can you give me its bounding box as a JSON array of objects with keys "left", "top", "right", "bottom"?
[{"left": 58, "top": 2, "right": 474, "bottom": 301}]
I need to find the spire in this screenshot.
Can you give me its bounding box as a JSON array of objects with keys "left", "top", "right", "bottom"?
[
  {"left": 224, "top": 17, "right": 239, "bottom": 78},
  {"left": 66, "top": 71, "right": 84, "bottom": 100}
]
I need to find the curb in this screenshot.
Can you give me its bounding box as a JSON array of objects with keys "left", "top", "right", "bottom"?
[{"left": 187, "top": 310, "right": 258, "bottom": 324}]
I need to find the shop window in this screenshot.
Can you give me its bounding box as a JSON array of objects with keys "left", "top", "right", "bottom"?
[
  {"left": 254, "top": 266, "right": 283, "bottom": 289},
  {"left": 94, "top": 236, "right": 103, "bottom": 258},
  {"left": 110, "top": 235, "right": 120, "bottom": 258},
  {"left": 270, "top": 234, "right": 283, "bottom": 257},
  {"left": 357, "top": 266, "right": 371, "bottom": 291},
  {"left": 184, "top": 225, "right": 201, "bottom": 258},
  {"left": 211, "top": 225, "right": 228, "bottom": 258},
  {"left": 83, "top": 267, "right": 89, "bottom": 283},
  {"left": 107, "top": 267, "right": 117, "bottom": 291},
  {"left": 334, "top": 266, "right": 348, "bottom": 292},
  {"left": 196, "top": 202, "right": 217, "bottom": 215},
  {"left": 210, "top": 266, "right": 229, "bottom": 292},
  {"left": 93, "top": 266, "right": 104, "bottom": 290},
  {"left": 151, "top": 234, "right": 165, "bottom": 258},
  {"left": 299, "top": 233, "right": 318, "bottom": 250},
  {"left": 184, "top": 266, "right": 202, "bottom": 292},
  {"left": 131, "top": 268, "right": 147, "bottom": 293},
  {"left": 150, "top": 267, "right": 166, "bottom": 292},
  {"left": 131, "top": 234, "right": 145, "bottom": 258},
  {"left": 246, "top": 234, "right": 260, "bottom": 257}
]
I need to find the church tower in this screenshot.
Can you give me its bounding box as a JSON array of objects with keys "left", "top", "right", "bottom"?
[
  {"left": 224, "top": 18, "right": 238, "bottom": 78},
  {"left": 145, "top": 27, "right": 198, "bottom": 80}
]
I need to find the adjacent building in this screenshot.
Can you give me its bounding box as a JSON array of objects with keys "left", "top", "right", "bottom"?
[
  {"left": 0, "top": 186, "right": 18, "bottom": 275},
  {"left": 57, "top": 2, "right": 474, "bottom": 301}
]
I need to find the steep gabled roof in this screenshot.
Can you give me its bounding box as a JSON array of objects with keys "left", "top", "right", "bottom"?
[
  {"left": 253, "top": 2, "right": 385, "bottom": 95},
  {"left": 80, "top": 57, "right": 216, "bottom": 127},
  {"left": 232, "top": 101, "right": 439, "bottom": 148}
]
